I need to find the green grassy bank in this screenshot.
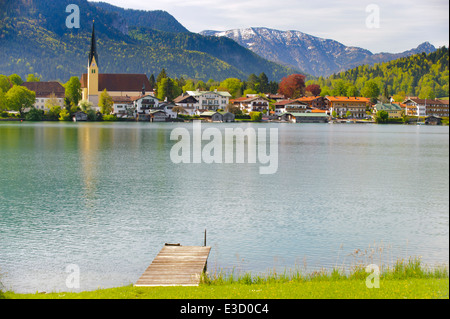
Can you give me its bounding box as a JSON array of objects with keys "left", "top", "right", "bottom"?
[{"left": 2, "top": 258, "right": 448, "bottom": 299}]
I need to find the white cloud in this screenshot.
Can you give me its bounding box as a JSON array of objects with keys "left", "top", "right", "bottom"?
[{"left": 89, "top": 0, "right": 449, "bottom": 52}]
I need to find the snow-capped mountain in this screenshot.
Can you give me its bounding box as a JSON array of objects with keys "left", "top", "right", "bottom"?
[{"left": 201, "top": 28, "right": 436, "bottom": 77}]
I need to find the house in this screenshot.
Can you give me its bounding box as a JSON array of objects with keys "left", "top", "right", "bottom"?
[
  {"left": 149, "top": 110, "right": 167, "bottom": 122},
  {"left": 296, "top": 96, "right": 327, "bottom": 110},
  {"left": 173, "top": 94, "right": 199, "bottom": 115},
  {"left": 281, "top": 112, "right": 329, "bottom": 123},
  {"left": 112, "top": 96, "right": 133, "bottom": 118},
  {"left": 200, "top": 111, "right": 224, "bottom": 122},
  {"left": 161, "top": 103, "right": 180, "bottom": 119},
  {"left": 403, "top": 98, "right": 449, "bottom": 117},
  {"left": 80, "top": 23, "right": 152, "bottom": 110},
  {"left": 229, "top": 96, "right": 270, "bottom": 113},
  {"left": 265, "top": 93, "right": 286, "bottom": 102},
  {"left": 325, "top": 96, "right": 370, "bottom": 118},
  {"left": 132, "top": 95, "right": 161, "bottom": 115},
  {"left": 274, "top": 100, "right": 309, "bottom": 116},
  {"left": 373, "top": 103, "right": 403, "bottom": 118},
  {"left": 221, "top": 112, "right": 235, "bottom": 123},
  {"left": 72, "top": 111, "right": 88, "bottom": 122},
  {"left": 425, "top": 115, "right": 442, "bottom": 125},
  {"left": 21, "top": 81, "right": 65, "bottom": 111},
  {"left": 186, "top": 90, "right": 231, "bottom": 111}
]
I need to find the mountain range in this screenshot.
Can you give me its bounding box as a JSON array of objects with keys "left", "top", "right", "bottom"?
[
  {"left": 0, "top": 0, "right": 297, "bottom": 82},
  {"left": 201, "top": 28, "right": 437, "bottom": 77},
  {"left": 0, "top": 0, "right": 438, "bottom": 83}
]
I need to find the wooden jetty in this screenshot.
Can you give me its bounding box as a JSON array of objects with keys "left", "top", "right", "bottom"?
[{"left": 135, "top": 244, "right": 211, "bottom": 287}]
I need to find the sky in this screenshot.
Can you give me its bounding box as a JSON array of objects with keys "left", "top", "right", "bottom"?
[{"left": 89, "top": 0, "right": 449, "bottom": 53}]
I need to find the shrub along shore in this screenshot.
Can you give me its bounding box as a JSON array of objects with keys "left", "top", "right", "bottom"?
[{"left": 2, "top": 258, "right": 448, "bottom": 299}]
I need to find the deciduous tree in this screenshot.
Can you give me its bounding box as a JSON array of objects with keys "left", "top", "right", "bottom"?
[
  {"left": 5, "top": 85, "right": 36, "bottom": 117},
  {"left": 278, "top": 74, "right": 306, "bottom": 99}
]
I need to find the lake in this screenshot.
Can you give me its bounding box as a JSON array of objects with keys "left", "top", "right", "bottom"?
[{"left": 0, "top": 122, "right": 448, "bottom": 293}]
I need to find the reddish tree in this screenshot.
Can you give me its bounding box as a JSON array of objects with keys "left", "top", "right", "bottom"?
[
  {"left": 305, "top": 84, "right": 321, "bottom": 96},
  {"left": 278, "top": 74, "right": 306, "bottom": 99}
]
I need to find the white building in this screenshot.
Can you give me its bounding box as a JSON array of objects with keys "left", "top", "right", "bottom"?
[
  {"left": 132, "top": 94, "right": 162, "bottom": 115},
  {"left": 21, "top": 81, "right": 65, "bottom": 111},
  {"left": 230, "top": 96, "right": 270, "bottom": 113},
  {"left": 186, "top": 90, "right": 231, "bottom": 111}
]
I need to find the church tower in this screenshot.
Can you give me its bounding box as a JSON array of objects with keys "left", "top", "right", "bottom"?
[{"left": 87, "top": 22, "right": 99, "bottom": 107}]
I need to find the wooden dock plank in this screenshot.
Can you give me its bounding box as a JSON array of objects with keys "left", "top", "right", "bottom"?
[{"left": 135, "top": 245, "right": 211, "bottom": 287}]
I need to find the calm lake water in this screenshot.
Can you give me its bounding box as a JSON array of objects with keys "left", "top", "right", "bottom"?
[{"left": 0, "top": 122, "right": 448, "bottom": 293}]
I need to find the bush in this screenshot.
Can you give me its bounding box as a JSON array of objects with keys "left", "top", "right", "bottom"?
[
  {"left": 102, "top": 114, "right": 118, "bottom": 121},
  {"left": 249, "top": 111, "right": 262, "bottom": 122},
  {"left": 25, "top": 108, "right": 44, "bottom": 121},
  {"left": 59, "top": 109, "right": 71, "bottom": 121}
]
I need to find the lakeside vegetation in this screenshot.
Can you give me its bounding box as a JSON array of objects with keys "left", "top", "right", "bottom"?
[{"left": 2, "top": 258, "right": 448, "bottom": 299}]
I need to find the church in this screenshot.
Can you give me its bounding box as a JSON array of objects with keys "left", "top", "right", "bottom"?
[{"left": 81, "top": 23, "right": 151, "bottom": 109}]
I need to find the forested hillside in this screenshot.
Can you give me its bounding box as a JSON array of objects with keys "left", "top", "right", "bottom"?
[
  {"left": 308, "top": 47, "right": 449, "bottom": 100},
  {"left": 0, "top": 0, "right": 298, "bottom": 82}
]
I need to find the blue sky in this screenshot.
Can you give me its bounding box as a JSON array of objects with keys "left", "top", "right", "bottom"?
[{"left": 89, "top": 0, "right": 449, "bottom": 53}]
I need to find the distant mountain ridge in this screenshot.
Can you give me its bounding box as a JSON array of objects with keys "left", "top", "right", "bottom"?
[
  {"left": 0, "top": 0, "right": 297, "bottom": 82},
  {"left": 201, "top": 28, "right": 437, "bottom": 77}
]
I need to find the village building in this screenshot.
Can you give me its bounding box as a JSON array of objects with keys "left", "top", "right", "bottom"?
[
  {"left": 132, "top": 94, "right": 161, "bottom": 115},
  {"left": 173, "top": 94, "right": 199, "bottom": 115},
  {"left": 229, "top": 96, "right": 270, "bottom": 113},
  {"left": 199, "top": 111, "right": 224, "bottom": 122},
  {"left": 296, "top": 96, "right": 327, "bottom": 110},
  {"left": 325, "top": 96, "right": 370, "bottom": 118},
  {"left": 72, "top": 111, "right": 88, "bottom": 122},
  {"left": 265, "top": 93, "right": 286, "bottom": 102},
  {"left": 112, "top": 96, "right": 133, "bottom": 118},
  {"left": 274, "top": 100, "right": 309, "bottom": 116},
  {"left": 403, "top": 98, "right": 449, "bottom": 117},
  {"left": 373, "top": 103, "right": 403, "bottom": 118},
  {"left": 80, "top": 23, "right": 152, "bottom": 110},
  {"left": 425, "top": 115, "right": 442, "bottom": 125},
  {"left": 281, "top": 112, "right": 329, "bottom": 123},
  {"left": 21, "top": 81, "right": 65, "bottom": 111},
  {"left": 186, "top": 90, "right": 231, "bottom": 111}
]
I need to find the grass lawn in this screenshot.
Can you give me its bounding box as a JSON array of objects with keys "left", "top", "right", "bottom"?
[
  {"left": 3, "top": 278, "right": 448, "bottom": 299},
  {"left": 2, "top": 258, "right": 448, "bottom": 299}
]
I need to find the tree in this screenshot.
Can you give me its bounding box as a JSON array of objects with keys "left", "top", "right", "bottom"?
[
  {"left": 305, "top": 84, "right": 321, "bottom": 96},
  {"left": 65, "top": 77, "right": 82, "bottom": 107},
  {"left": 8, "top": 74, "right": 23, "bottom": 86},
  {"left": 418, "top": 86, "right": 436, "bottom": 100},
  {"left": 0, "top": 75, "right": 11, "bottom": 93},
  {"left": 157, "top": 77, "right": 182, "bottom": 102},
  {"left": 148, "top": 74, "right": 156, "bottom": 91},
  {"left": 98, "top": 89, "right": 113, "bottom": 114},
  {"left": 59, "top": 109, "right": 71, "bottom": 121},
  {"left": 0, "top": 88, "right": 6, "bottom": 111},
  {"left": 220, "top": 78, "right": 243, "bottom": 98},
  {"left": 172, "top": 106, "right": 186, "bottom": 115},
  {"left": 26, "top": 74, "right": 41, "bottom": 82},
  {"left": 278, "top": 74, "right": 306, "bottom": 99},
  {"left": 346, "top": 85, "right": 359, "bottom": 97},
  {"left": 5, "top": 85, "right": 36, "bottom": 117},
  {"left": 376, "top": 110, "right": 389, "bottom": 123},
  {"left": 331, "top": 79, "right": 349, "bottom": 96},
  {"left": 156, "top": 68, "right": 168, "bottom": 84},
  {"left": 259, "top": 73, "right": 269, "bottom": 93},
  {"left": 79, "top": 100, "right": 93, "bottom": 112},
  {"left": 361, "top": 80, "right": 380, "bottom": 100}
]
